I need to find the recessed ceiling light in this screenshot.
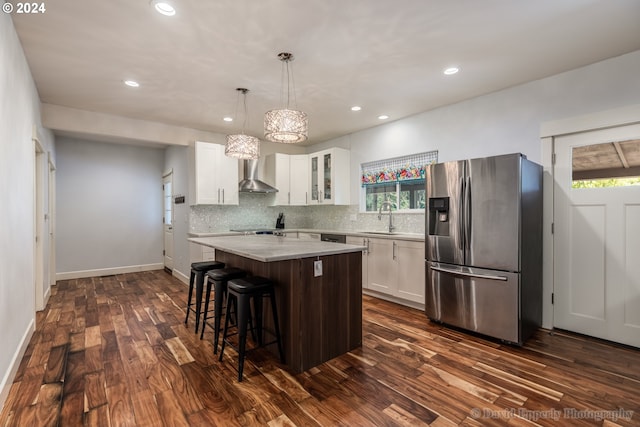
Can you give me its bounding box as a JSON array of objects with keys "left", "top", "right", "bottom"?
[
  {"left": 123, "top": 80, "right": 140, "bottom": 88},
  {"left": 151, "top": 0, "right": 176, "bottom": 16},
  {"left": 378, "top": 115, "right": 389, "bottom": 120},
  {"left": 223, "top": 117, "right": 233, "bottom": 122},
  {"left": 444, "top": 67, "right": 459, "bottom": 75},
  {"left": 351, "top": 106, "right": 362, "bottom": 112}
]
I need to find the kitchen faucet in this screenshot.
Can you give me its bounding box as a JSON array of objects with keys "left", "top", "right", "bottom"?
[{"left": 378, "top": 201, "right": 395, "bottom": 232}]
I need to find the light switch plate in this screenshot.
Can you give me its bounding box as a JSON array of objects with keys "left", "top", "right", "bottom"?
[{"left": 314, "top": 260, "right": 323, "bottom": 277}]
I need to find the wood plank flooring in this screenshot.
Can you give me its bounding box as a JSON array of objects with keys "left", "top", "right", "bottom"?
[{"left": 1, "top": 270, "right": 638, "bottom": 426}]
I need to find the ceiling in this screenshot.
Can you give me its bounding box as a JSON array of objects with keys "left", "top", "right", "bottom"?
[{"left": 11, "top": 0, "right": 640, "bottom": 146}]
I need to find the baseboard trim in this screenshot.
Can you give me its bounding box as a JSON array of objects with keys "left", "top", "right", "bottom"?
[
  {"left": 362, "top": 290, "right": 425, "bottom": 311},
  {"left": 0, "top": 319, "right": 35, "bottom": 412},
  {"left": 56, "top": 263, "right": 164, "bottom": 280},
  {"left": 172, "top": 269, "right": 189, "bottom": 285},
  {"left": 42, "top": 285, "right": 51, "bottom": 309}
]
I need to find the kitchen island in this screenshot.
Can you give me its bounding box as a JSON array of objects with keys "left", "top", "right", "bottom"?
[{"left": 189, "top": 235, "right": 366, "bottom": 373}]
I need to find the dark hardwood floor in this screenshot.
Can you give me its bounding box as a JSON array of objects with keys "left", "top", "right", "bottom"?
[{"left": 1, "top": 270, "right": 638, "bottom": 426}]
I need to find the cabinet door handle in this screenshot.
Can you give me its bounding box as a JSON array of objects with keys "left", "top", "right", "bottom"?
[
  {"left": 392, "top": 241, "right": 396, "bottom": 260},
  {"left": 217, "top": 188, "right": 220, "bottom": 204},
  {"left": 222, "top": 188, "right": 225, "bottom": 204},
  {"left": 288, "top": 192, "right": 291, "bottom": 205},
  {"left": 319, "top": 190, "right": 322, "bottom": 203},
  {"left": 305, "top": 192, "right": 308, "bottom": 204}
]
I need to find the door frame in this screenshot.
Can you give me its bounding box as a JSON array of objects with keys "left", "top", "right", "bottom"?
[
  {"left": 540, "top": 103, "right": 640, "bottom": 330},
  {"left": 48, "top": 154, "right": 56, "bottom": 288},
  {"left": 33, "top": 132, "right": 46, "bottom": 311}
]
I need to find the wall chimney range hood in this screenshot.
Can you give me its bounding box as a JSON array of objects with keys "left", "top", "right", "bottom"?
[{"left": 239, "top": 159, "right": 278, "bottom": 193}]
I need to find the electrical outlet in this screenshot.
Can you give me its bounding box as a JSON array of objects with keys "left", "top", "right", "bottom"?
[{"left": 314, "top": 260, "right": 323, "bottom": 277}]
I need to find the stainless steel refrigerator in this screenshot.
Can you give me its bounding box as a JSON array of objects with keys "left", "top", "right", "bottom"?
[{"left": 425, "top": 153, "right": 542, "bottom": 344}]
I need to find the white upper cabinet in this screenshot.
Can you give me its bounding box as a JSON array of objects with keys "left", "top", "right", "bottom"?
[
  {"left": 289, "top": 154, "right": 309, "bottom": 205},
  {"left": 309, "top": 148, "right": 350, "bottom": 205},
  {"left": 264, "top": 153, "right": 309, "bottom": 206},
  {"left": 189, "top": 141, "right": 239, "bottom": 205}
]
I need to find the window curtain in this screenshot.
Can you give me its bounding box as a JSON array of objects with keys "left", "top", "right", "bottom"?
[{"left": 361, "top": 150, "right": 438, "bottom": 186}]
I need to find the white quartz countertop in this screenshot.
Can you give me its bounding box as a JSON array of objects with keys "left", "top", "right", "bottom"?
[
  {"left": 189, "top": 235, "right": 367, "bottom": 262},
  {"left": 189, "top": 229, "right": 424, "bottom": 241}
]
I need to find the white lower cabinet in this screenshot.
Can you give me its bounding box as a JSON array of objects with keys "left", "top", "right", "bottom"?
[
  {"left": 367, "top": 238, "right": 395, "bottom": 294},
  {"left": 346, "top": 236, "right": 368, "bottom": 288},
  {"left": 356, "top": 236, "right": 425, "bottom": 305},
  {"left": 394, "top": 240, "right": 426, "bottom": 303}
]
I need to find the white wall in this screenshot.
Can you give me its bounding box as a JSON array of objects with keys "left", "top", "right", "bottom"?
[
  {"left": 55, "top": 137, "right": 165, "bottom": 278},
  {"left": 0, "top": 14, "right": 55, "bottom": 408}
]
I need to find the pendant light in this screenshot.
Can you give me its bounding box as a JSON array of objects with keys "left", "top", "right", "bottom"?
[
  {"left": 225, "top": 88, "right": 260, "bottom": 159},
  {"left": 264, "top": 52, "right": 308, "bottom": 143}
]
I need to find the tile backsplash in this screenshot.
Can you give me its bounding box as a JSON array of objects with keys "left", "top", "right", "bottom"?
[{"left": 190, "top": 193, "right": 425, "bottom": 234}]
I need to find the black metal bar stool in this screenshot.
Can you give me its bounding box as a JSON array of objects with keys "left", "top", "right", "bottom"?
[
  {"left": 184, "top": 261, "right": 225, "bottom": 333},
  {"left": 200, "top": 267, "right": 247, "bottom": 350},
  {"left": 219, "top": 276, "right": 285, "bottom": 382}
]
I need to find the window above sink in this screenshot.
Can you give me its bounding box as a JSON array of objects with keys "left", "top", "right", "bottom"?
[{"left": 360, "top": 151, "right": 438, "bottom": 213}]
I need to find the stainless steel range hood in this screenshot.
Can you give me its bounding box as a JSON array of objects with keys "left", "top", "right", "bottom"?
[{"left": 239, "top": 159, "right": 278, "bottom": 193}]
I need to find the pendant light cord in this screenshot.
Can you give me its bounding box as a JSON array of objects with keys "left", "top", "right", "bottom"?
[
  {"left": 242, "top": 90, "right": 249, "bottom": 132},
  {"left": 279, "top": 54, "right": 297, "bottom": 110},
  {"left": 233, "top": 88, "right": 250, "bottom": 135}
]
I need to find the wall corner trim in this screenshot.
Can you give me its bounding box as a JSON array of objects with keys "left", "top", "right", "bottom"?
[{"left": 172, "top": 269, "right": 189, "bottom": 285}]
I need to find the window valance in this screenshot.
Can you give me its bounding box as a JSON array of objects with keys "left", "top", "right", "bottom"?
[{"left": 361, "top": 151, "right": 438, "bottom": 186}]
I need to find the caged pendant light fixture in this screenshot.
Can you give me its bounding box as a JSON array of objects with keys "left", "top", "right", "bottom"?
[
  {"left": 264, "top": 52, "right": 308, "bottom": 143},
  {"left": 225, "top": 88, "right": 260, "bottom": 159}
]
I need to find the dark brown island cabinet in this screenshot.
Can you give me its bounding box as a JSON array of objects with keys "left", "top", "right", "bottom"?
[{"left": 190, "top": 235, "right": 366, "bottom": 373}]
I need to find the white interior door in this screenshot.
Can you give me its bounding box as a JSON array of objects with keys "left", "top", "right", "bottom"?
[
  {"left": 163, "top": 172, "right": 174, "bottom": 270},
  {"left": 554, "top": 123, "right": 640, "bottom": 347}
]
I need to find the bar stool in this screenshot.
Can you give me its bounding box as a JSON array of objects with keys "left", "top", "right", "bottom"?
[
  {"left": 184, "top": 261, "right": 225, "bottom": 333},
  {"left": 219, "top": 276, "right": 285, "bottom": 382},
  {"left": 200, "top": 268, "right": 247, "bottom": 351}
]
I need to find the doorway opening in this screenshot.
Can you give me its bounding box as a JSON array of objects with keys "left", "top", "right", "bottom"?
[{"left": 163, "top": 171, "right": 174, "bottom": 271}]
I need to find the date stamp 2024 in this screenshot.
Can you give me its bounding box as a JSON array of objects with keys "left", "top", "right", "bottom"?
[{"left": 3, "top": 2, "right": 47, "bottom": 14}]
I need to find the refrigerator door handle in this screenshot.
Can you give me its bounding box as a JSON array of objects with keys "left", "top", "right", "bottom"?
[
  {"left": 430, "top": 265, "right": 508, "bottom": 281},
  {"left": 465, "top": 176, "right": 471, "bottom": 251},
  {"left": 458, "top": 177, "right": 465, "bottom": 250}
]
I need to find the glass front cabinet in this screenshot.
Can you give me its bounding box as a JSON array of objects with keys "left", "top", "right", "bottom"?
[{"left": 308, "top": 148, "right": 350, "bottom": 205}]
